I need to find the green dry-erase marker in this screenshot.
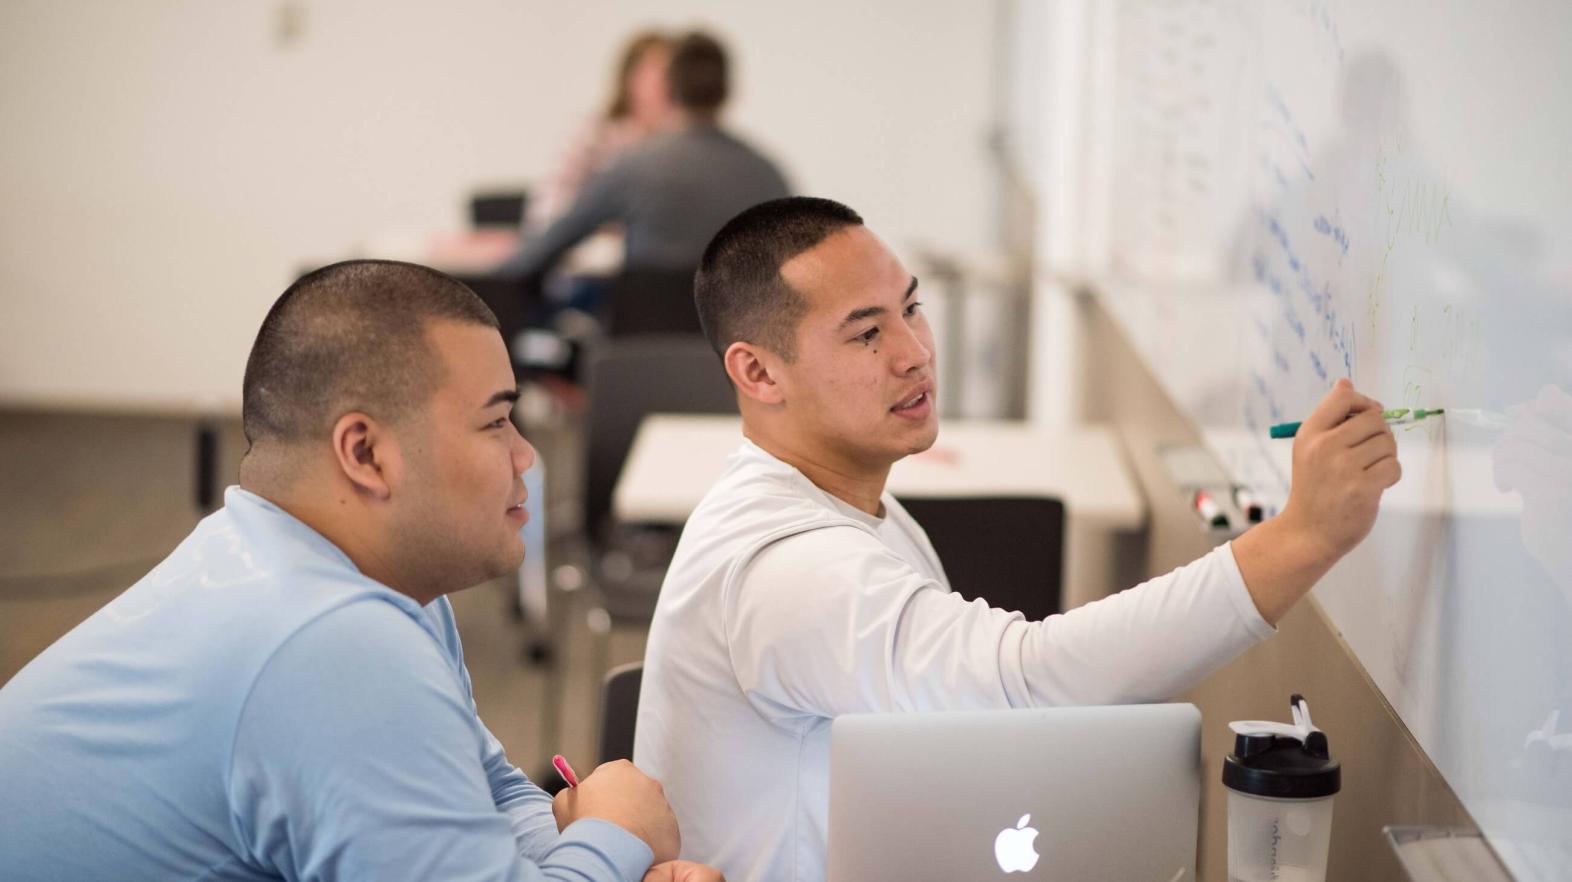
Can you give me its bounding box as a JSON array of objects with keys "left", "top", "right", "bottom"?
[{"left": 1268, "top": 408, "right": 1444, "bottom": 439}]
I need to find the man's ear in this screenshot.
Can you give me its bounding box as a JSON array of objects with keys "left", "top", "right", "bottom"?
[
  {"left": 330, "top": 411, "right": 399, "bottom": 500},
  {"left": 724, "top": 341, "right": 786, "bottom": 407}
]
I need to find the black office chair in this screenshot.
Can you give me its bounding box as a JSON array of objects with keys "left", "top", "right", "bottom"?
[
  {"left": 894, "top": 496, "right": 1066, "bottom": 620},
  {"left": 455, "top": 273, "right": 533, "bottom": 345},
  {"left": 449, "top": 271, "right": 566, "bottom": 383},
  {"left": 582, "top": 336, "right": 736, "bottom": 551},
  {"left": 597, "top": 661, "right": 644, "bottom": 764},
  {"left": 602, "top": 267, "right": 702, "bottom": 338},
  {"left": 576, "top": 335, "right": 736, "bottom": 668}
]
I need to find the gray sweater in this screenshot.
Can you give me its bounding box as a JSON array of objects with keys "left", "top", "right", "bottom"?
[{"left": 501, "top": 123, "right": 790, "bottom": 276}]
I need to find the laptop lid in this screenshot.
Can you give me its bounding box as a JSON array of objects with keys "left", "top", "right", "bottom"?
[{"left": 828, "top": 704, "right": 1201, "bottom": 882}]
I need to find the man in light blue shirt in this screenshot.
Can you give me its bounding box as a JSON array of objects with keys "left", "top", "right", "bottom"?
[{"left": 0, "top": 261, "right": 720, "bottom": 882}]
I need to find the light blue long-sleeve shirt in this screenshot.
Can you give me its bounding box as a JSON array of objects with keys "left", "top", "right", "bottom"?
[{"left": 0, "top": 487, "right": 652, "bottom": 882}]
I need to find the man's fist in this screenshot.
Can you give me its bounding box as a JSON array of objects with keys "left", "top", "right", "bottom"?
[
  {"left": 1282, "top": 378, "right": 1402, "bottom": 561},
  {"left": 552, "top": 759, "right": 681, "bottom": 864}
]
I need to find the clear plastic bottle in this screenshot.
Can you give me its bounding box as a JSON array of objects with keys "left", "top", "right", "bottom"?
[{"left": 1224, "top": 695, "right": 1341, "bottom": 882}]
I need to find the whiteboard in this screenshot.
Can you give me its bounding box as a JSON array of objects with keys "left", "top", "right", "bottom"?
[{"left": 1086, "top": 0, "right": 1572, "bottom": 876}]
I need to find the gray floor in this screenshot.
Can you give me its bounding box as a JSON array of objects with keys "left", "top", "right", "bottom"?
[{"left": 0, "top": 406, "right": 647, "bottom": 783}]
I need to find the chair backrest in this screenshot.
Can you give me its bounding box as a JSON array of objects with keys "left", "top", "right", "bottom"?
[
  {"left": 583, "top": 336, "right": 736, "bottom": 540},
  {"left": 894, "top": 496, "right": 1066, "bottom": 620},
  {"left": 603, "top": 267, "right": 702, "bottom": 337},
  {"left": 451, "top": 273, "right": 537, "bottom": 368},
  {"left": 597, "top": 661, "right": 644, "bottom": 764}
]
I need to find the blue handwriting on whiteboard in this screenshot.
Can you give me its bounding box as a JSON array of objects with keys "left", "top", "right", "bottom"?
[
  {"left": 1310, "top": 351, "right": 1328, "bottom": 382},
  {"left": 1253, "top": 206, "right": 1358, "bottom": 385},
  {"left": 1313, "top": 214, "right": 1350, "bottom": 257}
]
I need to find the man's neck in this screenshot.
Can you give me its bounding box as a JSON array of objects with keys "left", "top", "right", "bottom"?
[
  {"left": 743, "top": 424, "right": 889, "bottom": 517},
  {"left": 239, "top": 478, "right": 436, "bottom": 606},
  {"left": 678, "top": 109, "right": 721, "bottom": 129}
]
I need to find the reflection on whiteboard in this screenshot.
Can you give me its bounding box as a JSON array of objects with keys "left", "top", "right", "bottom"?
[{"left": 1092, "top": 0, "right": 1572, "bottom": 876}]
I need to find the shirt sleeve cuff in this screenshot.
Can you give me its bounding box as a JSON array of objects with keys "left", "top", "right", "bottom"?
[
  {"left": 555, "top": 818, "right": 655, "bottom": 882},
  {"left": 1220, "top": 541, "right": 1278, "bottom": 640}
]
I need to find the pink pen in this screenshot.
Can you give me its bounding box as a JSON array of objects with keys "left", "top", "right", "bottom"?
[{"left": 552, "top": 754, "right": 580, "bottom": 789}]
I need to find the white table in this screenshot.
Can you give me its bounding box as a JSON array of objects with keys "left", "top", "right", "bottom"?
[{"left": 613, "top": 415, "right": 1148, "bottom": 608}]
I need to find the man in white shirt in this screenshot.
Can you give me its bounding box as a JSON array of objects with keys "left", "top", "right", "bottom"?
[{"left": 634, "top": 198, "right": 1402, "bottom": 882}]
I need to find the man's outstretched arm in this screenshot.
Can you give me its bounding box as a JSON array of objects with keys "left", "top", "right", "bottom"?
[{"left": 1232, "top": 378, "right": 1402, "bottom": 625}]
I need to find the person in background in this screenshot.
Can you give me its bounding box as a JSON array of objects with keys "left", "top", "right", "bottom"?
[
  {"left": 499, "top": 31, "right": 790, "bottom": 282},
  {"left": 420, "top": 35, "right": 673, "bottom": 280},
  {"left": 0, "top": 261, "right": 721, "bottom": 882},
  {"left": 527, "top": 31, "right": 678, "bottom": 230},
  {"left": 634, "top": 197, "right": 1403, "bottom": 882}
]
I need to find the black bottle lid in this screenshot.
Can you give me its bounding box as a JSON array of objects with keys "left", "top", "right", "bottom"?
[{"left": 1222, "top": 694, "right": 1341, "bottom": 799}]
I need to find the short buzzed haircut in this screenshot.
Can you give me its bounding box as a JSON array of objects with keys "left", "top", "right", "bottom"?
[
  {"left": 242, "top": 259, "right": 499, "bottom": 445},
  {"left": 670, "top": 31, "right": 728, "bottom": 112},
  {"left": 694, "top": 196, "right": 864, "bottom": 362}
]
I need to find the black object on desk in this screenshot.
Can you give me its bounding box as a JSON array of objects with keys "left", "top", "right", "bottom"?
[
  {"left": 469, "top": 190, "right": 528, "bottom": 229},
  {"left": 895, "top": 496, "right": 1066, "bottom": 621}
]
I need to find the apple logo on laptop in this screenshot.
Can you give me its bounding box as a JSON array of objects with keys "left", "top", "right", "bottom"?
[{"left": 994, "top": 814, "right": 1040, "bottom": 873}]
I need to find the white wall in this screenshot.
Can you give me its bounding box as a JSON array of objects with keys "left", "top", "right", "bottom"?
[{"left": 0, "top": 0, "right": 996, "bottom": 411}]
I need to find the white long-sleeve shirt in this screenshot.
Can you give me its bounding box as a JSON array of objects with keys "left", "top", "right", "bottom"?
[{"left": 635, "top": 440, "right": 1275, "bottom": 882}]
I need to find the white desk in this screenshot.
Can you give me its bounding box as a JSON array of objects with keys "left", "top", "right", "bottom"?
[{"left": 613, "top": 415, "right": 1148, "bottom": 608}]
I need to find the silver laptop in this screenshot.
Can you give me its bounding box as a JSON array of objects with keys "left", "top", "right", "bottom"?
[{"left": 828, "top": 704, "right": 1201, "bottom": 882}]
